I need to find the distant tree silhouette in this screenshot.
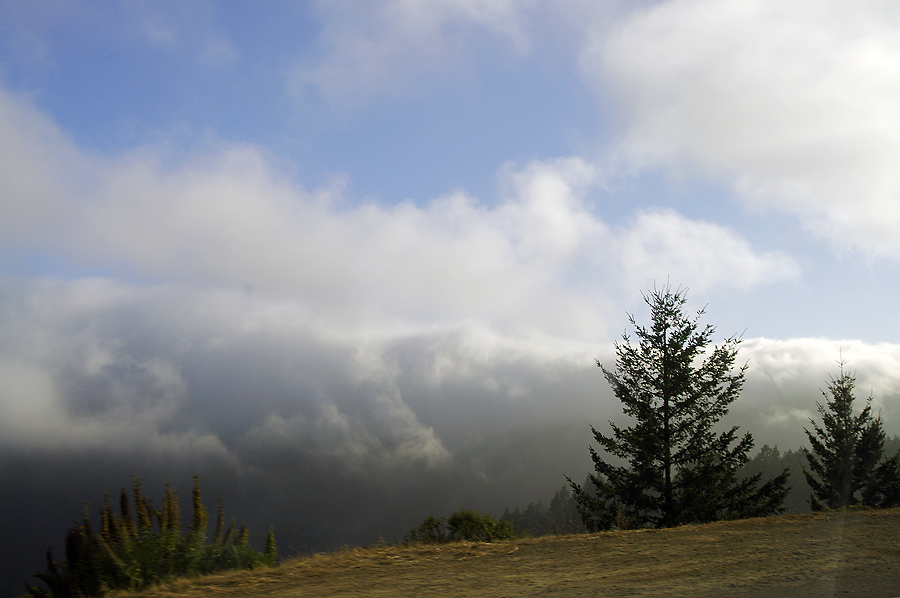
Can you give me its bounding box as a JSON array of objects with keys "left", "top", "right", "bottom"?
[
  {"left": 803, "top": 364, "right": 900, "bottom": 510},
  {"left": 501, "top": 484, "right": 583, "bottom": 536},
  {"left": 547, "top": 484, "right": 582, "bottom": 534},
  {"left": 739, "top": 445, "right": 812, "bottom": 514},
  {"left": 568, "top": 285, "right": 789, "bottom": 529}
]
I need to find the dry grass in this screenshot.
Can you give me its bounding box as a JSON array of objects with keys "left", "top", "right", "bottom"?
[{"left": 117, "top": 508, "right": 900, "bottom": 598}]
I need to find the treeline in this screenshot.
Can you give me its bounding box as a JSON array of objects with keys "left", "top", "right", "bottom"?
[
  {"left": 500, "top": 484, "right": 581, "bottom": 537},
  {"left": 499, "top": 434, "right": 900, "bottom": 540},
  {"left": 504, "top": 449, "right": 806, "bottom": 537},
  {"left": 738, "top": 436, "right": 900, "bottom": 514},
  {"left": 26, "top": 476, "right": 276, "bottom": 598},
  {"left": 403, "top": 484, "right": 582, "bottom": 544}
]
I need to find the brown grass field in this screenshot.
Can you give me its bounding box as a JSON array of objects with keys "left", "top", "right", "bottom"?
[{"left": 118, "top": 508, "right": 900, "bottom": 597}]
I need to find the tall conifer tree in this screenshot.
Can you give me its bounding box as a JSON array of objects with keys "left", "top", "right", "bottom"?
[{"left": 568, "top": 285, "right": 788, "bottom": 529}]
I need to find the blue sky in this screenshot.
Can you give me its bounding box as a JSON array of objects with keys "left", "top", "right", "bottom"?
[
  {"left": 3, "top": 1, "right": 900, "bottom": 589},
  {"left": 1, "top": 2, "right": 600, "bottom": 200}
]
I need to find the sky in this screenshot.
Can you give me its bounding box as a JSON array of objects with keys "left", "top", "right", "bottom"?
[{"left": 4, "top": 0, "right": 900, "bottom": 593}]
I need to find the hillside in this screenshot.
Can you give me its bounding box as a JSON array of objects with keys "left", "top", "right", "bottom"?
[{"left": 118, "top": 508, "right": 900, "bottom": 598}]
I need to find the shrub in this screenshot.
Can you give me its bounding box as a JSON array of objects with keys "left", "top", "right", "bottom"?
[
  {"left": 404, "top": 515, "right": 448, "bottom": 545},
  {"left": 405, "top": 510, "right": 515, "bottom": 545},
  {"left": 26, "top": 476, "right": 276, "bottom": 597}
]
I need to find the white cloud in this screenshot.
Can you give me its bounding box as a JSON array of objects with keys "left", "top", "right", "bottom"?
[
  {"left": 0, "top": 85, "right": 796, "bottom": 342},
  {"left": 240, "top": 396, "right": 451, "bottom": 472},
  {"left": 0, "top": 361, "right": 58, "bottom": 430},
  {"left": 743, "top": 336, "right": 900, "bottom": 403},
  {"left": 591, "top": 0, "right": 900, "bottom": 257},
  {"left": 0, "top": 78, "right": 798, "bottom": 469},
  {"left": 4, "top": 277, "right": 900, "bottom": 468},
  {"left": 731, "top": 337, "right": 900, "bottom": 446},
  {"left": 496, "top": 157, "right": 601, "bottom": 266},
  {"left": 0, "top": 333, "right": 233, "bottom": 460},
  {"left": 0, "top": 279, "right": 575, "bottom": 468},
  {"left": 616, "top": 209, "right": 799, "bottom": 292},
  {"left": 0, "top": 88, "right": 90, "bottom": 242},
  {"left": 284, "top": 0, "right": 643, "bottom": 109}
]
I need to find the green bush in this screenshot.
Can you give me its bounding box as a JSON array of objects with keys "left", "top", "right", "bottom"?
[
  {"left": 447, "top": 509, "right": 515, "bottom": 542},
  {"left": 405, "top": 509, "right": 515, "bottom": 545},
  {"left": 404, "top": 515, "right": 448, "bottom": 545},
  {"left": 26, "top": 476, "right": 277, "bottom": 597}
]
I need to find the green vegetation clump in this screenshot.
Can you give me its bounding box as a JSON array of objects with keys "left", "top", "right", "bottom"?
[
  {"left": 26, "top": 476, "right": 277, "bottom": 598},
  {"left": 405, "top": 509, "right": 515, "bottom": 545}
]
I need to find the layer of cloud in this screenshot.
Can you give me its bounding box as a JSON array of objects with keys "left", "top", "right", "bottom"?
[
  {"left": 590, "top": 0, "right": 900, "bottom": 257},
  {"left": 0, "top": 86, "right": 796, "bottom": 342},
  {"left": 0, "top": 42, "right": 804, "bottom": 483},
  {"left": 4, "top": 277, "right": 900, "bottom": 464},
  {"left": 0, "top": 279, "right": 439, "bottom": 468},
  {"left": 731, "top": 337, "right": 900, "bottom": 447},
  {"left": 0, "top": 278, "right": 603, "bottom": 476}
]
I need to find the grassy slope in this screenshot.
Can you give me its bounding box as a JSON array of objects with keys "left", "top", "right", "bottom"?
[{"left": 118, "top": 508, "right": 900, "bottom": 598}]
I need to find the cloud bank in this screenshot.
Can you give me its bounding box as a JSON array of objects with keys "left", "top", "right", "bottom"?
[
  {"left": 5, "top": 275, "right": 900, "bottom": 476},
  {"left": 592, "top": 0, "right": 900, "bottom": 257},
  {"left": 0, "top": 86, "right": 797, "bottom": 339}
]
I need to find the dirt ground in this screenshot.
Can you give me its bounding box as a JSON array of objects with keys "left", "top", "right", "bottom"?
[{"left": 125, "top": 508, "right": 900, "bottom": 598}]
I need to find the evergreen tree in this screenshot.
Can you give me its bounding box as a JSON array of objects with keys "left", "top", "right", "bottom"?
[
  {"left": 803, "top": 365, "right": 900, "bottom": 509},
  {"left": 547, "top": 485, "right": 582, "bottom": 534},
  {"left": 263, "top": 526, "right": 278, "bottom": 565},
  {"left": 188, "top": 475, "right": 208, "bottom": 540},
  {"left": 568, "top": 285, "right": 788, "bottom": 529}
]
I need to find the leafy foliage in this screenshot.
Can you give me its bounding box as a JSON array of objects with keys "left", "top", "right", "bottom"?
[
  {"left": 568, "top": 285, "right": 789, "bottom": 530},
  {"left": 803, "top": 366, "right": 900, "bottom": 510},
  {"left": 26, "top": 476, "right": 277, "bottom": 597},
  {"left": 405, "top": 515, "right": 449, "bottom": 544},
  {"left": 404, "top": 510, "right": 515, "bottom": 545}
]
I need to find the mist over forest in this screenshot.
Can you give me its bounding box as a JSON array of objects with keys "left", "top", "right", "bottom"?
[{"left": 3, "top": 279, "right": 900, "bottom": 595}]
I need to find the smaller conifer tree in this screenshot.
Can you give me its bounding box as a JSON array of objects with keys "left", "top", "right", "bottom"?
[
  {"left": 803, "top": 364, "right": 900, "bottom": 509},
  {"left": 264, "top": 526, "right": 278, "bottom": 565}
]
